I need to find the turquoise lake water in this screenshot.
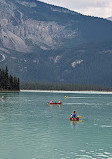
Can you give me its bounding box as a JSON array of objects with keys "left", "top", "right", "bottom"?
[{"left": 0, "top": 91, "right": 112, "bottom": 159}]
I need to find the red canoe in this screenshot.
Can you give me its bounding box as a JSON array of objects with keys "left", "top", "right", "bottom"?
[
  {"left": 48, "top": 102, "right": 62, "bottom": 105},
  {"left": 70, "top": 117, "right": 79, "bottom": 121}
]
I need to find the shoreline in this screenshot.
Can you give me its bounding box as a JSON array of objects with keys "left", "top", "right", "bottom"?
[
  {"left": 1, "top": 89, "right": 112, "bottom": 94},
  {"left": 20, "top": 89, "right": 112, "bottom": 94},
  {"left": 0, "top": 90, "right": 20, "bottom": 93}
]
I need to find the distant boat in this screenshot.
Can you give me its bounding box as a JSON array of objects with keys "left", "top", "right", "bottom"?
[
  {"left": 1, "top": 96, "right": 6, "bottom": 100},
  {"left": 48, "top": 101, "right": 62, "bottom": 105}
]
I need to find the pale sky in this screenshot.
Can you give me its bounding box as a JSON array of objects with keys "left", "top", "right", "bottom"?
[{"left": 38, "top": 0, "right": 112, "bottom": 18}]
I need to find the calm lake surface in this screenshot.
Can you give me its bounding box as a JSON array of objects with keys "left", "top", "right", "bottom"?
[{"left": 0, "top": 91, "right": 112, "bottom": 159}]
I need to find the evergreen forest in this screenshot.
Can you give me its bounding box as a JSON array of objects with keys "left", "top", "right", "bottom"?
[
  {"left": 20, "top": 82, "right": 112, "bottom": 92},
  {"left": 0, "top": 66, "right": 20, "bottom": 91}
]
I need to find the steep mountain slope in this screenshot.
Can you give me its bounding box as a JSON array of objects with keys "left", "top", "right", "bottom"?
[{"left": 0, "top": 0, "right": 112, "bottom": 86}]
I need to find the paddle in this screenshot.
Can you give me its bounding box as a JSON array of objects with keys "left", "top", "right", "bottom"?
[{"left": 77, "top": 116, "right": 82, "bottom": 118}]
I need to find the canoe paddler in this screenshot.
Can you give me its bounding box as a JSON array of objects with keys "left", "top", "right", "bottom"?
[{"left": 71, "top": 111, "right": 77, "bottom": 118}]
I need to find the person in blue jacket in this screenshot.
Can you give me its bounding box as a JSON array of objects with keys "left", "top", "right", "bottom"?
[{"left": 71, "top": 111, "right": 77, "bottom": 118}]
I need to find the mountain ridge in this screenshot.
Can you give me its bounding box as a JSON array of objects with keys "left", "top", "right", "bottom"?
[{"left": 107, "top": 17, "right": 112, "bottom": 21}]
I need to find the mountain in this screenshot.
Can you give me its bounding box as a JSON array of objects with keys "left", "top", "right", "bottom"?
[
  {"left": 0, "top": 0, "right": 112, "bottom": 87},
  {"left": 107, "top": 17, "right": 112, "bottom": 21}
]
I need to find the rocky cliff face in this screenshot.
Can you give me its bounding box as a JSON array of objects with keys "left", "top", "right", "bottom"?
[
  {"left": 0, "top": 0, "right": 77, "bottom": 52},
  {"left": 0, "top": 0, "right": 112, "bottom": 86}
]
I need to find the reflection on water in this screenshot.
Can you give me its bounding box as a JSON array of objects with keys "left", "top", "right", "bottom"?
[
  {"left": 70, "top": 120, "right": 82, "bottom": 128},
  {"left": 48, "top": 104, "right": 62, "bottom": 108},
  {"left": 0, "top": 91, "right": 112, "bottom": 159}
]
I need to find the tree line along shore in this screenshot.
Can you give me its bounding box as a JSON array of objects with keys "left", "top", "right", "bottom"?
[
  {"left": 20, "top": 82, "right": 112, "bottom": 92},
  {"left": 0, "top": 66, "right": 20, "bottom": 91},
  {"left": 0, "top": 66, "right": 112, "bottom": 92}
]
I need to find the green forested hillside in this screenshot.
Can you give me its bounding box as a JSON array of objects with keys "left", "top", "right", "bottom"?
[{"left": 20, "top": 82, "right": 112, "bottom": 91}]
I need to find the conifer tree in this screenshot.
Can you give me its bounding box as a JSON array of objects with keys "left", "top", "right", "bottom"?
[{"left": 0, "top": 66, "right": 20, "bottom": 91}]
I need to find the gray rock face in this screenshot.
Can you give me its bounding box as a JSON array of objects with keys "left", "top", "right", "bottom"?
[{"left": 0, "top": 0, "right": 77, "bottom": 52}]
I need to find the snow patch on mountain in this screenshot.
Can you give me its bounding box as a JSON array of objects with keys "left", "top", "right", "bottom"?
[
  {"left": 101, "top": 50, "right": 112, "bottom": 54},
  {"left": 54, "top": 56, "right": 62, "bottom": 63},
  {"left": 71, "top": 60, "right": 83, "bottom": 68},
  {"left": 0, "top": 53, "right": 6, "bottom": 62}
]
